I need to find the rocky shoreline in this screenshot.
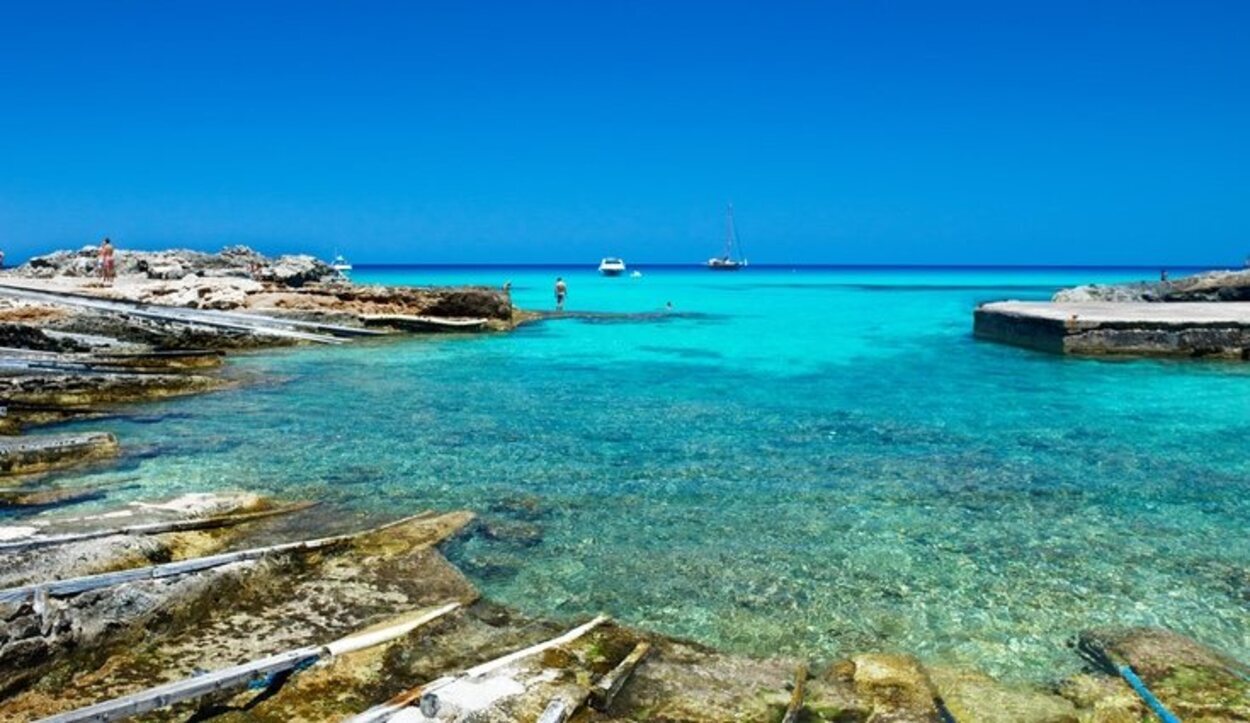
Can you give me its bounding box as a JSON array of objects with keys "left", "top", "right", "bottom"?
[
  {"left": 0, "top": 245, "right": 515, "bottom": 478},
  {"left": 2, "top": 490, "right": 1246, "bottom": 721},
  {"left": 2, "top": 248, "right": 1247, "bottom": 721}
]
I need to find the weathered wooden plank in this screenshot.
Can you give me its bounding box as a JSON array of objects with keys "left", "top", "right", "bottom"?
[
  {"left": 590, "top": 640, "right": 652, "bottom": 712},
  {"left": 349, "top": 615, "right": 610, "bottom": 723},
  {"left": 35, "top": 602, "right": 460, "bottom": 723},
  {"left": 0, "top": 511, "right": 429, "bottom": 604},
  {"left": 781, "top": 662, "right": 808, "bottom": 723},
  {"left": 537, "top": 698, "right": 578, "bottom": 723},
  {"left": 0, "top": 500, "right": 317, "bottom": 552}
]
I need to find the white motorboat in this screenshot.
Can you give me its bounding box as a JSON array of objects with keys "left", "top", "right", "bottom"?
[{"left": 598, "top": 257, "right": 627, "bottom": 276}]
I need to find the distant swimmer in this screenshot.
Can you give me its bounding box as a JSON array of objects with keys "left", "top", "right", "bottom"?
[
  {"left": 554, "top": 277, "right": 567, "bottom": 310},
  {"left": 99, "top": 237, "right": 116, "bottom": 285},
  {"left": 665, "top": 300, "right": 673, "bottom": 311}
]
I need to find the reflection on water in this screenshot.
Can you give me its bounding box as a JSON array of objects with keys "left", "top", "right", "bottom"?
[{"left": 41, "top": 266, "right": 1250, "bottom": 681}]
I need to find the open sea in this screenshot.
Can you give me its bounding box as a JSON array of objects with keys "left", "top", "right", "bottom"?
[{"left": 29, "top": 265, "right": 1250, "bottom": 682}]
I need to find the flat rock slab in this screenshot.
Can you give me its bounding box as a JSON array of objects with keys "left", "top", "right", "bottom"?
[
  {"left": 975, "top": 301, "right": 1250, "bottom": 357},
  {"left": 0, "top": 431, "right": 118, "bottom": 477}
]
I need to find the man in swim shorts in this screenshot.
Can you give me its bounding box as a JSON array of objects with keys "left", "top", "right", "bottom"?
[{"left": 555, "top": 277, "right": 567, "bottom": 310}]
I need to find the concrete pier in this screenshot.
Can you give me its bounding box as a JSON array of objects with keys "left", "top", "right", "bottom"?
[{"left": 974, "top": 301, "right": 1250, "bottom": 358}]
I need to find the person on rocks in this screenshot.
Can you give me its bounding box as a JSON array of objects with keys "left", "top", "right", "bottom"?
[
  {"left": 98, "top": 238, "right": 116, "bottom": 285},
  {"left": 554, "top": 277, "right": 567, "bottom": 310}
]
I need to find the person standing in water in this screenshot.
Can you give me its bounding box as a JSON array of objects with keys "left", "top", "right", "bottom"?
[
  {"left": 554, "top": 277, "right": 567, "bottom": 310},
  {"left": 99, "top": 237, "right": 116, "bottom": 285}
]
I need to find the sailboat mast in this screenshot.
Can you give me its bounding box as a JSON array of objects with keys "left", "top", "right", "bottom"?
[{"left": 725, "top": 203, "right": 735, "bottom": 258}]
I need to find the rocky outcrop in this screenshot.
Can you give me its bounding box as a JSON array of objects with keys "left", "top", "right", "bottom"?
[
  {"left": 1054, "top": 268, "right": 1250, "bottom": 303},
  {"left": 0, "top": 323, "right": 87, "bottom": 353},
  {"left": 0, "top": 432, "right": 118, "bottom": 477},
  {"left": 16, "top": 245, "right": 336, "bottom": 288}
]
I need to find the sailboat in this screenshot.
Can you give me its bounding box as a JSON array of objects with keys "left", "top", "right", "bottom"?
[{"left": 706, "top": 204, "right": 748, "bottom": 270}]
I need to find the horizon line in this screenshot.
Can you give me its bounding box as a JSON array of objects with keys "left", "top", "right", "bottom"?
[{"left": 350, "top": 262, "right": 1231, "bottom": 270}]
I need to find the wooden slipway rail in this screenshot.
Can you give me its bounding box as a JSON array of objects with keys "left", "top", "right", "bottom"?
[
  {"left": 36, "top": 603, "right": 462, "bottom": 723},
  {"left": 0, "top": 511, "right": 430, "bottom": 605},
  {"left": 0, "top": 500, "right": 317, "bottom": 552},
  {"left": 0, "top": 282, "right": 385, "bottom": 344}
]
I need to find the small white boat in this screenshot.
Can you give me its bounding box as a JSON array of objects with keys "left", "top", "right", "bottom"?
[
  {"left": 331, "top": 254, "right": 352, "bottom": 276},
  {"left": 630, "top": 270, "right": 643, "bottom": 278},
  {"left": 598, "top": 257, "right": 627, "bottom": 276}
]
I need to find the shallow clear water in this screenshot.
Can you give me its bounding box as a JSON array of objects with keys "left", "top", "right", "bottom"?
[{"left": 31, "top": 266, "right": 1250, "bottom": 681}]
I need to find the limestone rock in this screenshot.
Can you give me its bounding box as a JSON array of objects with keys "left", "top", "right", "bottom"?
[
  {"left": 1057, "top": 673, "right": 1144, "bottom": 723},
  {"left": 849, "top": 653, "right": 941, "bottom": 720},
  {"left": 929, "top": 666, "right": 1078, "bottom": 723},
  {"left": 1053, "top": 268, "right": 1250, "bottom": 303},
  {"left": 12, "top": 245, "right": 337, "bottom": 288}
]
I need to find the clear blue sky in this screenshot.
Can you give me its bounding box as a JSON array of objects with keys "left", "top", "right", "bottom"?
[{"left": 1, "top": 1, "right": 1247, "bottom": 265}]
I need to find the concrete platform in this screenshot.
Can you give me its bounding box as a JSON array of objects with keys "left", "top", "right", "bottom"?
[{"left": 974, "top": 301, "right": 1250, "bottom": 358}]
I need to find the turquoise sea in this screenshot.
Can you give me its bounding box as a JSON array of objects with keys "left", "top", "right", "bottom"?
[{"left": 27, "top": 266, "right": 1250, "bottom": 681}]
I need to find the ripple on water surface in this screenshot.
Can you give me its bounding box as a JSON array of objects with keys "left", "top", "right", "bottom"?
[{"left": 42, "top": 268, "right": 1250, "bottom": 681}]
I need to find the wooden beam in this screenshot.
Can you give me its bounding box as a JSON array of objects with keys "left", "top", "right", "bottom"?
[
  {"left": 590, "top": 641, "right": 652, "bottom": 712},
  {"left": 349, "top": 615, "right": 610, "bottom": 723},
  {"left": 781, "top": 662, "right": 808, "bottom": 723},
  {"left": 0, "top": 511, "right": 429, "bottom": 604},
  {"left": 0, "top": 501, "right": 317, "bottom": 552},
  {"left": 36, "top": 603, "right": 460, "bottom": 723}
]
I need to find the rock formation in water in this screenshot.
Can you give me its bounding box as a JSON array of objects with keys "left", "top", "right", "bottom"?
[{"left": 1054, "top": 268, "right": 1250, "bottom": 303}]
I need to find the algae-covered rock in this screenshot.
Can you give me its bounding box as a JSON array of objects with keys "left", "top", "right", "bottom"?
[
  {"left": 849, "top": 653, "right": 941, "bottom": 721},
  {"left": 610, "top": 640, "right": 798, "bottom": 722},
  {"left": 929, "top": 666, "right": 1078, "bottom": 723},
  {"left": 1079, "top": 627, "right": 1250, "bottom": 722},
  {"left": 1057, "top": 673, "right": 1145, "bottom": 723}
]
